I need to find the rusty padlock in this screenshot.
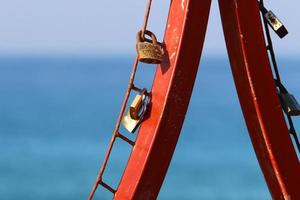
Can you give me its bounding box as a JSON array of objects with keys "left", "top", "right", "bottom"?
[
  {"left": 136, "top": 30, "right": 163, "bottom": 64},
  {"left": 121, "top": 89, "right": 150, "bottom": 133}
]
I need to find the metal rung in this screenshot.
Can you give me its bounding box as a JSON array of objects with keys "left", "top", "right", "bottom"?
[
  {"left": 99, "top": 181, "right": 116, "bottom": 194},
  {"left": 132, "top": 85, "right": 144, "bottom": 93},
  {"left": 116, "top": 132, "right": 135, "bottom": 146}
]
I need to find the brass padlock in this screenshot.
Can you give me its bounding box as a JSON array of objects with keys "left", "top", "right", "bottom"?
[
  {"left": 121, "top": 90, "right": 150, "bottom": 133},
  {"left": 129, "top": 94, "right": 143, "bottom": 120},
  {"left": 136, "top": 30, "right": 163, "bottom": 64},
  {"left": 279, "top": 93, "right": 300, "bottom": 116},
  {"left": 121, "top": 110, "right": 140, "bottom": 133}
]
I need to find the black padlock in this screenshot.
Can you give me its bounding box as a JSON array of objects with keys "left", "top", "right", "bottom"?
[
  {"left": 260, "top": 5, "right": 288, "bottom": 38},
  {"left": 279, "top": 93, "right": 300, "bottom": 116}
]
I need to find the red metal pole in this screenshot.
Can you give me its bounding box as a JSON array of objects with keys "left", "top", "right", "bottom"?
[
  {"left": 219, "top": 0, "right": 300, "bottom": 199},
  {"left": 114, "top": 0, "right": 212, "bottom": 199}
]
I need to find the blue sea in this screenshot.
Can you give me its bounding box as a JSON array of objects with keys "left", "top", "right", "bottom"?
[{"left": 0, "top": 55, "right": 299, "bottom": 200}]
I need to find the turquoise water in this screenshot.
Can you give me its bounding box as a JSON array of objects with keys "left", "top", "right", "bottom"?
[{"left": 0, "top": 55, "right": 299, "bottom": 200}]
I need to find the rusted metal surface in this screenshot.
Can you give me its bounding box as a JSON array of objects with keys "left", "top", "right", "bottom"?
[
  {"left": 115, "top": 0, "right": 212, "bottom": 199},
  {"left": 219, "top": 0, "right": 300, "bottom": 199},
  {"left": 141, "top": 0, "right": 152, "bottom": 40},
  {"left": 88, "top": 56, "right": 139, "bottom": 199},
  {"left": 90, "top": 0, "right": 299, "bottom": 199},
  {"left": 88, "top": 0, "right": 161, "bottom": 198},
  {"left": 136, "top": 30, "right": 163, "bottom": 64}
]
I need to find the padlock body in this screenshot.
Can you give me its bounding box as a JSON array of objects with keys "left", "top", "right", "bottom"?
[
  {"left": 130, "top": 95, "right": 143, "bottom": 120},
  {"left": 265, "top": 11, "right": 288, "bottom": 38},
  {"left": 279, "top": 93, "right": 300, "bottom": 116},
  {"left": 122, "top": 110, "right": 140, "bottom": 133},
  {"left": 137, "top": 42, "right": 163, "bottom": 64}
]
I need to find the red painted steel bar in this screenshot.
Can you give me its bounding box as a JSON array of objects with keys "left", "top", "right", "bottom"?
[
  {"left": 219, "top": 0, "right": 300, "bottom": 199},
  {"left": 90, "top": 0, "right": 300, "bottom": 199},
  {"left": 114, "top": 0, "right": 212, "bottom": 199}
]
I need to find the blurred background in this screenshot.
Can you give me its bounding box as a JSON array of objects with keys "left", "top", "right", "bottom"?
[{"left": 0, "top": 1, "right": 299, "bottom": 199}]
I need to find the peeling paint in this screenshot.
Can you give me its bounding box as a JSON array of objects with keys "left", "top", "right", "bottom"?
[
  {"left": 283, "top": 194, "right": 291, "bottom": 200},
  {"left": 170, "top": 52, "right": 176, "bottom": 60},
  {"left": 181, "top": 0, "right": 185, "bottom": 10}
]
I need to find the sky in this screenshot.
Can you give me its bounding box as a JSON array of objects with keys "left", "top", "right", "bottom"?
[{"left": 0, "top": 0, "right": 299, "bottom": 56}]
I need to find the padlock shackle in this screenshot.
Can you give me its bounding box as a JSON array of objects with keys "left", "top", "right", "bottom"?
[
  {"left": 136, "top": 88, "right": 151, "bottom": 120},
  {"left": 90, "top": 1, "right": 300, "bottom": 199},
  {"left": 117, "top": 1, "right": 300, "bottom": 199},
  {"left": 129, "top": 88, "right": 150, "bottom": 120},
  {"left": 136, "top": 30, "right": 158, "bottom": 45}
]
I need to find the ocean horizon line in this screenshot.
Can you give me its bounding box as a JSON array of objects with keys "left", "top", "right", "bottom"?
[{"left": 0, "top": 52, "right": 299, "bottom": 61}]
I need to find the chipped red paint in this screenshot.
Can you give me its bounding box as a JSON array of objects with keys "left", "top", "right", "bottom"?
[
  {"left": 104, "top": 0, "right": 299, "bottom": 199},
  {"left": 115, "top": 0, "right": 212, "bottom": 199},
  {"left": 219, "top": 0, "right": 300, "bottom": 199}
]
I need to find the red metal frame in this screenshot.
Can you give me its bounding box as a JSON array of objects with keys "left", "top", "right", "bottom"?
[
  {"left": 115, "top": 0, "right": 212, "bottom": 199},
  {"left": 219, "top": 1, "right": 300, "bottom": 199},
  {"left": 93, "top": 0, "right": 300, "bottom": 199}
]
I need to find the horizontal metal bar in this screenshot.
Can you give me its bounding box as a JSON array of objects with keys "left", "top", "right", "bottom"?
[
  {"left": 131, "top": 85, "right": 144, "bottom": 93},
  {"left": 116, "top": 132, "right": 135, "bottom": 146},
  {"left": 99, "top": 181, "right": 116, "bottom": 194}
]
